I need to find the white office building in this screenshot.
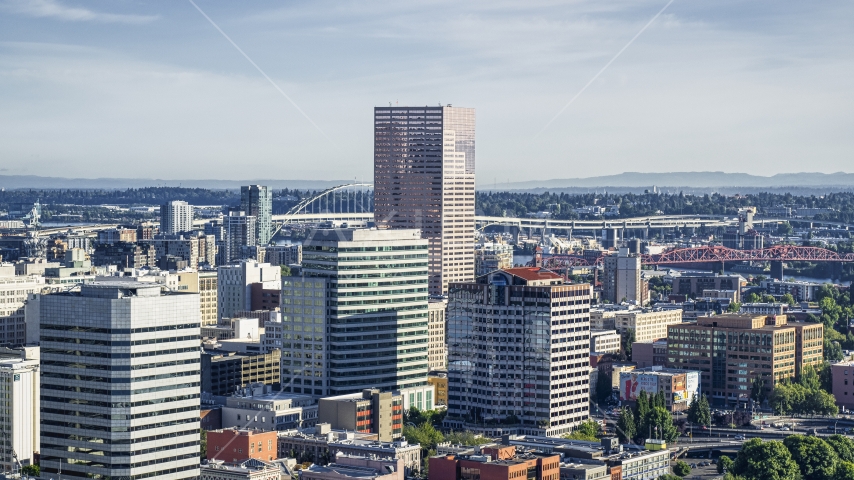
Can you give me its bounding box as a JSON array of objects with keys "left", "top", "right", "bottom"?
[
  {"left": 0, "top": 347, "right": 40, "bottom": 474},
  {"left": 281, "top": 228, "right": 429, "bottom": 397},
  {"left": 218, "top": 261, "right": 281, "bottom": 321},
  {"left": 0, "top": 273, "right": 44, "bottom": 348},
  {"left": 161, "top": 200, "right": 194, "bottom": 234},
  {"left": 39, "top": 281, "right": 201, "bottom": 480}
]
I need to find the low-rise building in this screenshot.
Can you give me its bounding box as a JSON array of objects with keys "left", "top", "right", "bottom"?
[
  {"left": 318, "top": 389, "right": 403, "bottom": 442},
  {"left": 429, "top": 446, "right": 560, "bottom": 480},
  {"left": 831, "top": 362, "right": 854, "bottom": 411},
  {"left": 277, "top": 423, "right": 422, "bottom": 475},
  {"left": 207, "top": 428, "right": 279, "bottom": 463},
  {"left": 740, "top": 302, "right": 787, "bottom": 315},
  {"left": 200, "top": 459, "right": 282, "bottom": 480},
  {"left": 300, "top": 454, "right": 404, "bottom": 480},
  {"left": 590, "top": 329, "right": 621, "bottom": 354},
  {"left": 428, "top": 371, "right": 448, "bottom": 406},
  {"left": 761, "top": 279, "right": 823, "bottom": 302},
  {"left": 221, "top": 387, "right": 317, "bottom": 431},
  {"left": 202, "top": 349, "right": 282, "bottom": 396},
  {"left": 614, "top": 308, "right": 682, "bottom": 343},
  {"left": 618, "top": 367, "right": 701, "bottom": 412}
]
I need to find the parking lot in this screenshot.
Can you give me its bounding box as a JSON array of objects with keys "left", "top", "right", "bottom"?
[{"left": 673, "top": 459, "right": 722, "bottom": 479}]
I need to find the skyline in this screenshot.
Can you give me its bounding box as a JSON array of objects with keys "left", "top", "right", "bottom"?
[{"left": 1, "top": 1, "right": 853, "bottom": 181}]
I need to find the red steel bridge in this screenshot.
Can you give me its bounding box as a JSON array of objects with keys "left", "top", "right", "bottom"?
[{"left": 538, "top": 245, "right": 854, "bottom": 269}]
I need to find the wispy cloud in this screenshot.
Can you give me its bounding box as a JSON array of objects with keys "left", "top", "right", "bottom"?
[{"left": 3, "top": 0, "right": 157, "bottom": 24}]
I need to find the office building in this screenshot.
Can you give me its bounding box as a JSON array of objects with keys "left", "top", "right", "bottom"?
[
  {"left": 202, "top": 350, "right": 282, "bottom": 396},
  {"left": 207, "top": 428, "right": 278, "bottom": 463},
  {"left": 618, "top": 367, "right": 701, "bottom": 412},
  {"left": 614, "top": 308, "right": 683, "bottom": 344},
  {"left": 281, "top": 228, "right": 429, "bottom": 397},
  {"left": 301, "top": 454, "right": 404, "bottom": 480},
  {"left": 0, "top": 274, "right": 44, "bottom": 347},
  {"left": 445, "top": 267, "right": 592, "bottom": 437},
  {"left": 39, "top": 281, "right": 200, "bottom": 479},
  {"left": 667, "top": 314, "right": 823, "bottom": 405},
  {"left": 631, "top": 339, "right": 668, "bottom": 368},
  {"left": 602, "top": 248, "right": 644, "bottom": 304},
  {"left": 761, "top": 279, "right": 823, "bottom": 302},
  {"left": 150, "top": 232, "right": 217, "bottom": 269},
  {"left": 176, "top": 269, "right": 219, "bottom": 326},
  {"left": 201, "top": 459, "right": 283, "bottom": 480},
  {"left": 428, "top": 371, "right": 448, "bottom": 406},
  {"left": 218, "top": 261, "right": 281, "bottom": 321},
  {"left": 0, "top": 347, "right": 39, "bottom": 473},
  {"left": 373, "top": 105, "right": 476, "bottom": 295},
  {"left": 264, "top": 244, "right": 302, "bottom": 267},
  {"left": 221, "top": 388, "right": 317, "bottom": 431},
  {"left": 277, "top": 424, "right": 422, "bottom": 476},
  {"left": 672, "top": 273, "right": 744, "bottom": 300},
  {"left": 475, "top": 242, "right": 514, "bottom": 276},
  {"left": 241, "top": 185, "right": 273, "bottom": 245},
  {"left": 589, "top": 329, "right": 621, "bottom": 354},
  {"left": 91, "top": 241, "right": 157, "bottom": 269},
  {"left": 428, "top": 299, "right": 448, "bottom": 370},
  {"left": 224, "top": 212, "right": 258, "bottom": 263},
  {"left": 97, "top": 227, "right": 137, "bottom": 244},
  {"left": 161, "top": 200, "right": 194, "bottom": 234},
  {"left": 317, "top": 389, "right": 404, "bottom": 442}
]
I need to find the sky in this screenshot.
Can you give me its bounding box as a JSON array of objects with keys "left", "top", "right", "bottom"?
[{"left": 0, "top": 0, "right": 852, "bottom": 184}]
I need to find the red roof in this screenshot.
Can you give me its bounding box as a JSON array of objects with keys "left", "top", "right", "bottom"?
[{"left": 501, "top": 267, "right": 562, "bottom": 281}]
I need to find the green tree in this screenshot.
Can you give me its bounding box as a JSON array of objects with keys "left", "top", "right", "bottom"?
[
  {"left": 835, "top": 462, "right": 854, "bottom": 480},
  {"left": 731, "top": 438, "right": 800, "bottom": 480},
  {"left": 443, "top": 431, "right": 491, "bottom": 446},
  {"left": 728, "top": 302, "right": 742, "bottom": 313},
  {"left": 799, "top": 364, "right": 822, "bottom": 391},
  {"left": 718, "top": 455, "right": 734, "bottom": 474},
  {"left": 21, "top": 465, "right": 40, "bottom": 476},
  {"left": 617, "top": 409, "right": 636, "bottom": 443},
  {"left": 280, "top": 265, "right": 291, "bottom": 276},
  {"left": 783, "top": 435, "right": 839, "bottom": 480},
  {"left": 751, "top": 377, "right": 767, "bottom": 404},
  {"left": 622, "top": 328, "right": 636, "bottom": 360},
  {"left": 825, "top": 339, "right": 844, "bottom": 362},
  {"left": 403, "top": 422, "right": 444, "bottom": 458},
  {"left": 659, "top": 475, "right": 683, "bottom": 480},
  {"left": 200, "top": 428, "right": 207, "bottom": 459},
  {"left": 745, "top": 292, "right": 761, "bottom": 303},
  {"left": 781, "top": 293, "right": 796, "bottom": 306},
  {"left": 646, "top": 406, "right": 678, "bottom": 442},
  {"left": 673, "top": 461, "right": 691, "bottom": 477},
  {"left": 826, "top": 435, "right": 854, "bottom": 463},
  {"left": 563, "top": 420, "right": 601, "bottom": 441}
]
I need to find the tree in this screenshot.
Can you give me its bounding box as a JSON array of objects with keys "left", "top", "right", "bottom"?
[
  {"left": 745, "top": 292, "right": 761, "bottom": 303},
  {"left": 799, "top": 364, "right": 822, "bottom": 391},
  {"left": 835, "top": 462, "right": 854, "bottom": 480},
  {"left": 443, "top": 431, "right": 492, "bottom": 446},
  {"left": 825, "top": 339, "right": 844, "bottom": 362},
  {"left": 728, "top": 302, "right": 742, "bottom": 313},
  {"left": 781, "top": 293, "right": 796, "bottom": 306},
  {"left": 622, "top": 328, "right": 636, "bottom": 360},
  {"left": 731, "top": 438, "right": 800, "bottom": 480},
  {"left": 659, "top": 475, "right": 683, "bottom": 480},
  {"left": 751, "top": 377, "right": 767, "bottom": 404},
  {"left": 673, "top": 461, "right": 691, "bottom": 477},
  {"left": 280, "top": 265, "right": 291, "bottom": 276},
  {"left": 596, "top": 371, "right": 613, "bottom": 403},
  {"left": 403, "top": 422, "right": 443, "bottom": 457},
  {"left": 826, "top": 435, "right": 854, "bottom": 463},
  {"left": 783, "top": 435, "right": 839, "bottom": 480},
  {"left": 563, "top": 420, "right": 602, "bottom": 441},
  {"left": 718, "top": 455, "right": 734, "bottom": 474},
  {"left": 646, "top": 406, "right": 678, "bottom": 442},
  {"left": 200, "top": 428, "right": 207, "bottom": 459},
  {"left": 617, "top": 409, "right": 636, "bottom": 443},
  {"left": 21, "top": 465, "right": 40, "bottom": 476}
]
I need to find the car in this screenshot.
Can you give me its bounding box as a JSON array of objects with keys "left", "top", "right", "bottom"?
[
  {"left": 735, "top": 435, "right": 746, "bottom": 440},
  {"left": 690, "top": 464, "right": 697, "bottom": 468},
  {"left": 711, "top": 459, "right": 718, "bottom": 465},
  {"left": 781, "top": 426, "right": 791, "bottom": 431}
]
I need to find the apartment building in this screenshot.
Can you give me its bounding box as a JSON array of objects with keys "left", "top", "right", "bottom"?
[
  {"left": 317, "top": 389, "right": 404, "bottom": 442},
  {"left": 590, "top": 330, "right": 621, "bottom": 354},
  {"left": 475, "top": 242, "right": 514, "bottom": 276},
  {"left": 446, "top": 267, "right": 592, "bottom": 437},
  {"left": 602, "top": 248, "right": 644, "bottom": 304},
  {"left": 614, "top": 308, "right": 683, "bottom": 343},
  {"left": 667, "top": 314, "right": 823, "bottom": 405},
  {"left": 373, "top": 105, "right": 475, "bottom": 295},
  {"left": 241, "top": 185, "right": 273, "bottom": 246},
  {"left": 161, "top": 200, "right": 194, "bottom": 234},
  {"left": 672, "top": 274, "right": 744, "bottom": 300}
]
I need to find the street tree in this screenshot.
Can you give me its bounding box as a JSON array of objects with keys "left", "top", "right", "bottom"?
[
  {"left": 731, "top": 438, "right": 800, "bottom": 480},
  {"left": 783, "top": 435, "right": 839, "bottom": 480},
  {"left": 672, "top": 461, "right": 691, "bottom": 477}
]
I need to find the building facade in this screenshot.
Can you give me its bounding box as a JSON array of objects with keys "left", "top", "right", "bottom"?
[
  {"left": 224, "top": 212, "right": 258, "bottom": 263},
  {"left": 161, "top": 200, "right": 194, "bottom": 234},
  {"left": 39, "top": 281, "right": 201, "bottom": 479},
  {"left": 0, "top": 347, "right": 39, "bottom": 473},
  {"left": 428, "top": 299, "right": 448, "bottom": 370},
  {"left": 446, "top": 268, "right": 591, "bottom": 437},
  {"left": 602, "top": 249, "right": 642, "bottom": 304},
  {"left": 207, "top": 428, "right": 278, "bottom": 463},
  {"left": 202, "top": 350, "right": 282, "bottom": 396},
  {"left": 614, "top": 309, "right": 683, "bottom": 344},
  {"left": 589, "top": 330, "right": 621, "bottom": 354},
  {"left": 317, "top": 389, "right": 403, "bottom": 442},
  {"left": 218, "top": 261, "right": 281, "bottom": 321},
  {"left": 475, "top": 243, "right": 514, "bottom": 276},
  {"left": 0, "top": 274, "right": 44, "bottom": 347},
  {"left": 281, "top": 229, "right": 429, "bottom": 397},
  {"left": 667, "top": 314, "right": 823, "bottom": 405},
  {"left": 241, "top": 185, "right": 273, "bottom": 246},
  {"left": 373, "top": 105, "right": 476, "bottom": 295}
]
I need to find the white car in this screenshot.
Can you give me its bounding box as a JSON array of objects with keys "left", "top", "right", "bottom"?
[{"left": 735, "top": 435, "right": 745, "bottom": 440}]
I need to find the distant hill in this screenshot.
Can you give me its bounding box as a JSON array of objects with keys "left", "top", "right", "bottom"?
[
  {"left": 478, "top": 172, "right": 854, "bottom": 190},
  {"left": 0, "top": 175, "right": 350, "bottom": 191}
]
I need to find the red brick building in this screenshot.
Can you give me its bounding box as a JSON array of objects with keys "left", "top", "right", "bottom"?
[
  {"left": 429, "top": 447, "right": 560, "bottom": 480},
  {"left": 207, "top": 428, "right": 278, "bottom": 463}
]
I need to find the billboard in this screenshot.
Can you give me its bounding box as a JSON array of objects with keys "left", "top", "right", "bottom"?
[
  {"left": 619, "top": 372, "right": 659, "bottom": 401},
  {"left": 685, "top": 371, "right": 700, "bottom": 401}
]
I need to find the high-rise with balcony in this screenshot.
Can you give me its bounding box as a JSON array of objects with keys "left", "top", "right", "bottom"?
[
  {"left": 445, "top": 268, "right": 592, "bottom": 437},
  {"left": 241, "top": 185, "right": 273, "bottom": 245},
  {"left": 38, "top": 281, "right": 201, "bottom": 480},
  {"left": 374, "top": 105, "right": 475, "bottom": 295},
  {"left": 160, "top": 200, "right": 194, "bottom": 234},
  {"left": 281, "top": 228, "right": 429, "bottom": 397}
]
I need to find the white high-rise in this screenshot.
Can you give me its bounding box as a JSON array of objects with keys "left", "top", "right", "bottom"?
[
  {"left": 0, "top": 347, "right": 39, "bottom": 474},
  {"left": 160, "top": 200, "right": 194, "bottom": 234},
  {"left": 374, "top": 106, "right": 476, "bottom": 295},
  {"left": 39, "top": 281, "right": 201, "bottom": 480},
  {"left": 217, "top": 261, "right": 281, "bottom": 321}
]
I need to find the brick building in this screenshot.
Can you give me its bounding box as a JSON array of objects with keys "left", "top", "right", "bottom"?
[{"left": 207, "top": 429, "right": 278, "bottom": 463}]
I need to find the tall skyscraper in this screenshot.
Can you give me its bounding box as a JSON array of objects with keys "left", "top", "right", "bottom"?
[
  {"left": 224, "top": 211, "right": 257, "bottom": 263},
  {"left": 446, "top": 268, "right": 592, "bottom": 437},
  {"left": 373, "top": 105, "right": 476, "bottom": 295},
  {"left": 602, "top": 247, "right": 643, "bottom": 304},
  {"left": 281, "top": 228, "right": 429, "bottom": 398},
  {"left": 39, "top": 281, "right": 200, "bottom": 479},
  {"left": 241, "top": 185, "right": 273, "bottom": 245},
  {"left": 218, "top": 261, "right": 281, "bottom": 321},
  {"left": 160, "top": 200, "right": 194, "bottom": 234}
]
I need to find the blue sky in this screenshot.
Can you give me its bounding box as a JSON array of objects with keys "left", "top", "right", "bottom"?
[{"left": 0, "top": 0, "right": 852, "bottom": 183}]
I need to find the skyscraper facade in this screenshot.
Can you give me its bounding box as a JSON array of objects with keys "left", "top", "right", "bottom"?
[
  {"left": 602, "top": 248, "right": 643, "bottom": 304},
  {"left": 39, "top": 281, "right": 200, "bottom": 479},
  {"left": 445, "top": 268, "right": 592, "bottom": 437},
  {"left": 224, "top": 211, "right": 257, "bottom": 263},
  {"left": 241, "top": 185, "right": 273, "bottom": 245},
  {"left": 160, "top": 200, "right": 194, "bottom": 234},
  {"left": 0, "top": 347, "right": 39, "bottom": 474},
  {"left": 281, "top": 228, "right": 429, "bottom": 397},
  {"left": 373, "top": 105, "right": 476, "bottom": 295}
]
